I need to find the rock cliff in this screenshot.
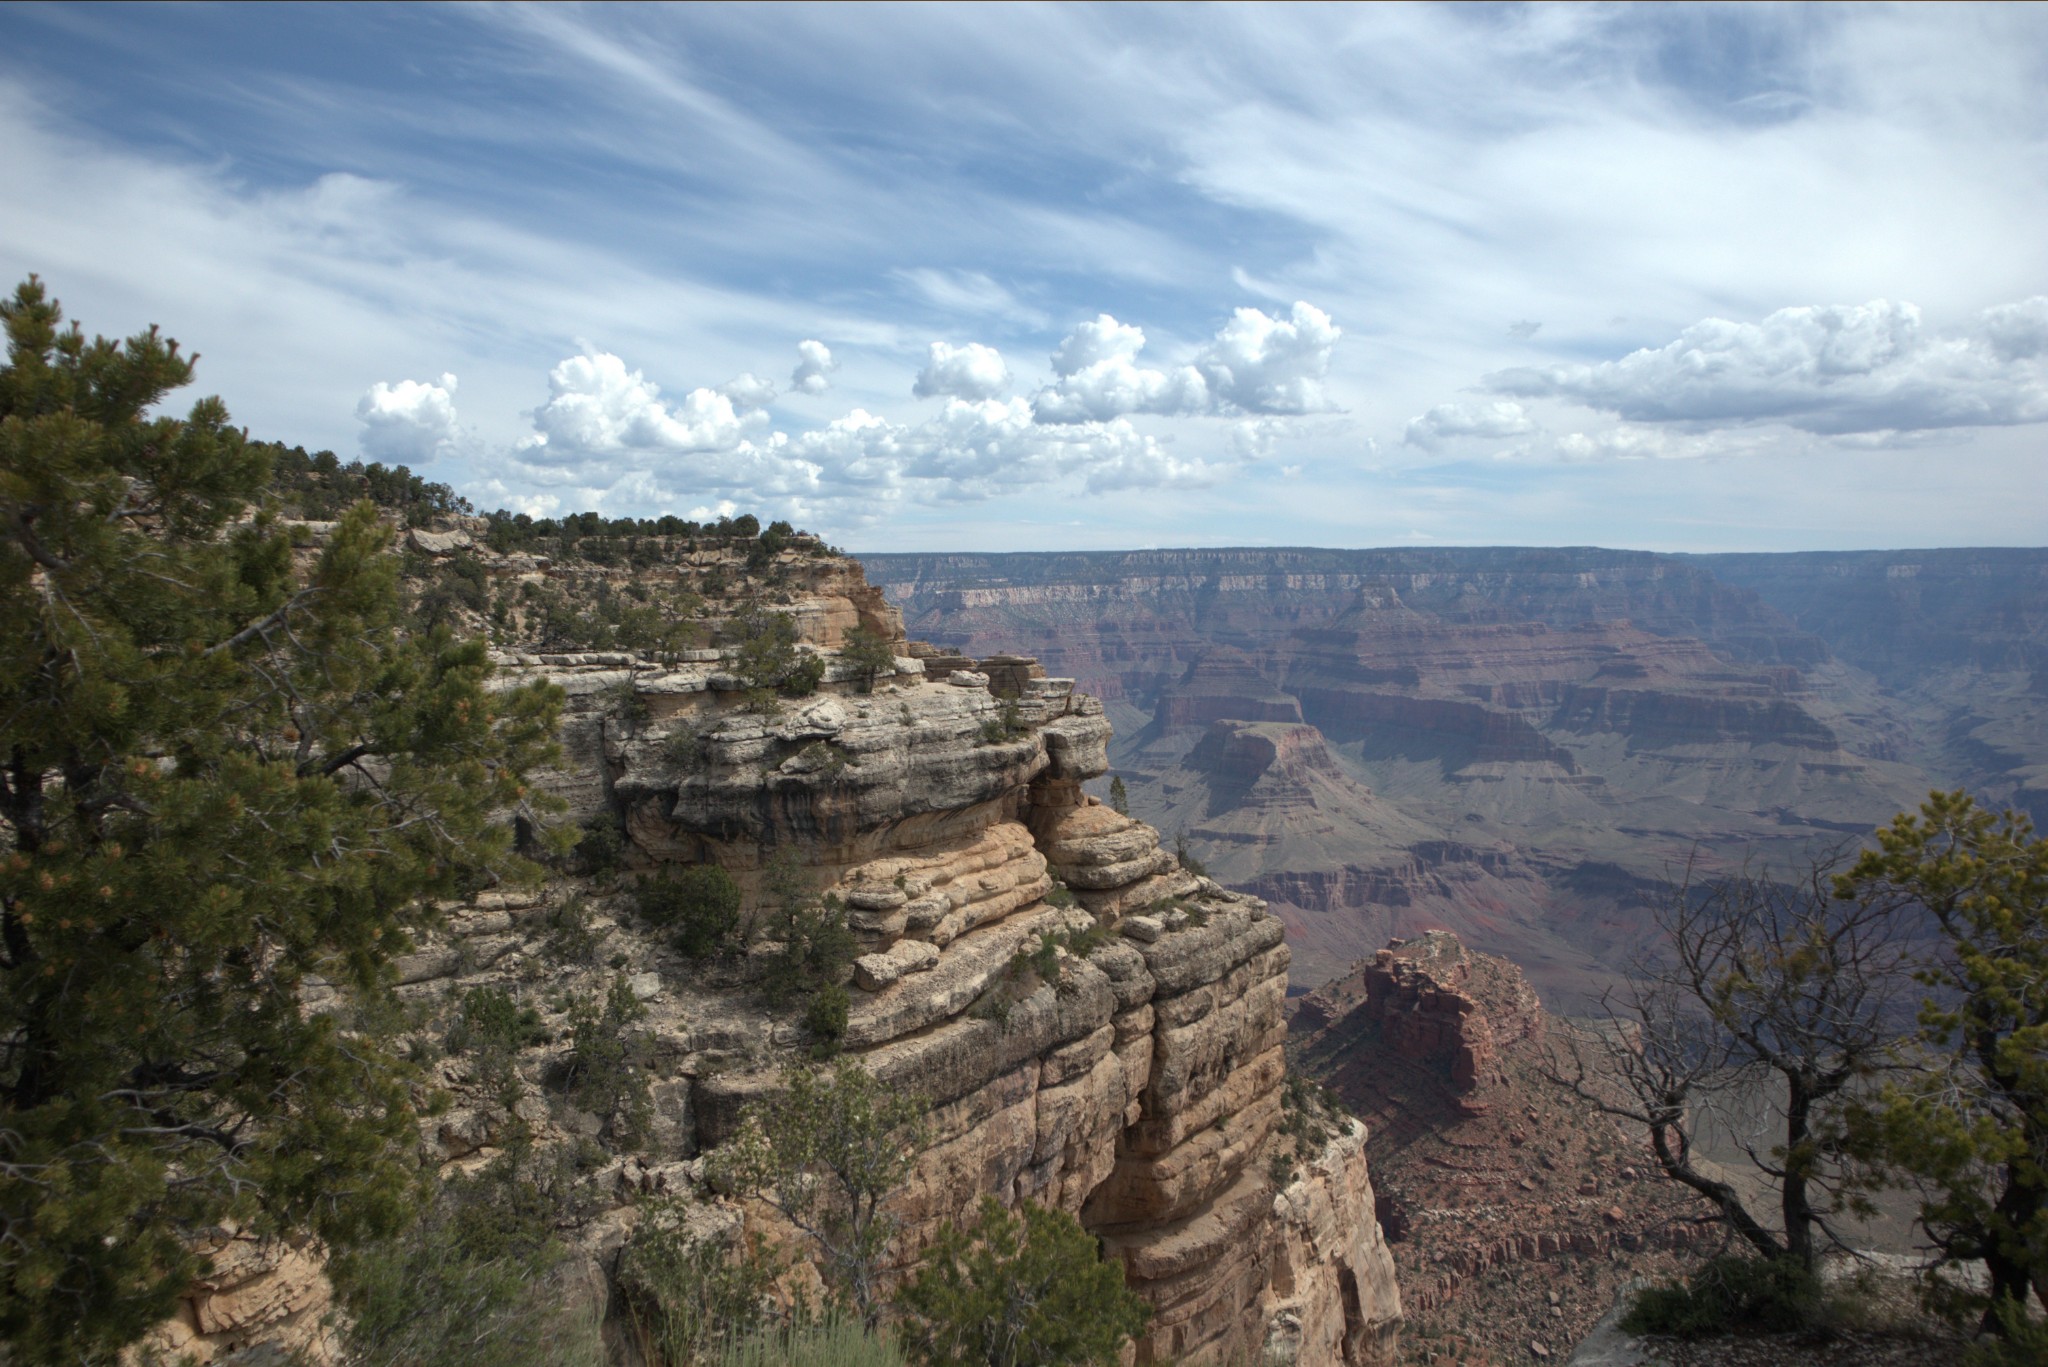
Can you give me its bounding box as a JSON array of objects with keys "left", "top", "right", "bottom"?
[
  {"left": 1291, "top": 932, "right": 1709, "bottom": 1364},
  {"left": 147, "top": 530, "right": 1402, "bottom": 1365}
]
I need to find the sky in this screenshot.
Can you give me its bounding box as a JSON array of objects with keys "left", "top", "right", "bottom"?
[{"left": 2, "top": 2, "right": 2045, "bottom": 553}]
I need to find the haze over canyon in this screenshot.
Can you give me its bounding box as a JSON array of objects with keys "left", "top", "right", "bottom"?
[{"left": 861, "top": 544, "right": 2048, "bottom": 1005}]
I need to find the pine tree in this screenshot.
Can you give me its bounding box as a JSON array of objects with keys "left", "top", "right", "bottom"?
[
  {"left": 1839, "top": 792, "right": 2048, "bottom": 1335},
  {"left": 0, "top": 278, "right": 563, "bottom": 1362},
  {"left": 1107, "top": 775, "right": 1128, "bottom": 815}
]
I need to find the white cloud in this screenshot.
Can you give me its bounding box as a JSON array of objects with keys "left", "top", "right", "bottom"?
[
  {"left": 719, "top": 372, "right": 778, "bottom": 410},
  {"left": 356, "top": 373, "right": 460, "bottom": 464},
  {"left": 1981, "top": 297, "right": 2048, "bottom": 361},
  {"left": 790, "top": 396, "right": 1215, "bottom": 501},
  {"left": 1032, "top": 303, "right": 1339, "bottom": 424},
  {"left": 1487, "top": 298, "right": 2048, "bottom": 435},
  {"left": 519, "top": 351, "right": 760, "bottom": 465},
  {"left": 890, "top": 268, "right": 1045, "bottom": 326},
  {"left": 791, "top": 339, "right": 837, "bottom": 394},
  {"left": 1032, "top": 314, "right": 1210, "bottom": 423},
  {"left": 912, "top": 341, "right": 1010, "bottom": 400},
  {"left": 1198, "top": 302, "right": 1341, "bottom": 415},
  {"left": 1403, "top": 399, "right": 1536, "bottom": 450}
]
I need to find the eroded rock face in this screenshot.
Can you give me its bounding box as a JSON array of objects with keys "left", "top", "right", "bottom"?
[
  {"left": 135, "top": 1231, "right": 337, "bottom": 1366},
  {"left": 468, "top": 544, "right": 1402, "bottom": 1365},
  {"left": 138, "top": 534, "right": 1404, "bottom": 1367}
]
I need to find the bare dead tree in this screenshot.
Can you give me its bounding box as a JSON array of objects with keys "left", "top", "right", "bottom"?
[{"left": 1551, "top": 850, "right": 1918, "bottom": 1269}]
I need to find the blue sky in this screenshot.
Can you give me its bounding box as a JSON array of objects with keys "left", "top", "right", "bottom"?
[{"left": 3, "top": 2, "right": 2045, "bottom": 552}]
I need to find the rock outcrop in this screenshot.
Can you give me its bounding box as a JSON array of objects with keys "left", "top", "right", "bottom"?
[
  {"left": 1292, "top": 931, "right": 1709, "bottom": 1363},
  {"left": 194, "top": 532, "right": 1399, "bottom": 1367}
]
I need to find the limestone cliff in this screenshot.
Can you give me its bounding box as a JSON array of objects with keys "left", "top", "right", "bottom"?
[{"left": 148, "top": 529, "right": 1402, "bottom": 1366}]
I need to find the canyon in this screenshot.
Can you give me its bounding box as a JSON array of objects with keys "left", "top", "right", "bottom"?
[{"left": 861, "top": 546, "right": 2048, "bottom": 1004}]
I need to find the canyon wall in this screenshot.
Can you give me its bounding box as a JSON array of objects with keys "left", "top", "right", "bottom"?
[
  {"left": 861, "top": 546, "right": 2048, "bottom": 1003},
  {"left": 148, "top": 534, "right": 1401, "bottom": 1366}
]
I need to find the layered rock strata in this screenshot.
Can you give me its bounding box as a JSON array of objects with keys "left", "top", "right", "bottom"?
[
  {"left": 398, "top": 539, "right": 1400, "bottom": 1365},
  {"left": 861, "top": 546, "right": 1968, "bottom": 1007}
]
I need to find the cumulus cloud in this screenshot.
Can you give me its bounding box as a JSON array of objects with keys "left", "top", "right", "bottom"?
[
  {"left": 1403, "top": 399, "right": 1536, "bottom": 450},
  {"left": 913, "top": 341, "right": 1010, "bottom": 400},
  {"left": 790, "top": 396, "right": 1215, "bottom": 500},
  {"left": 356, "top": 373, "right": 460, "bottom": 463},
  {"left": 520, "top": 352, "right": 759, "bottom": 464},
  {"left": 1486, "top": 298, "right": 2048, "bottom": 435},
  {"left": 1033, "top": 314, "right": 1210, "bottom": 423},
  {"left": 1199, "top": 302, "right": 1341, "bottom": 414},
  {"left": 791, "top": 339, "right": 837, "bottom": 394},
  {"left": 719, "top": 372, "right": 778, "bottom": 410},
  {"left": 1032, "top": 303, "right": 1339, "bottom": 424}
]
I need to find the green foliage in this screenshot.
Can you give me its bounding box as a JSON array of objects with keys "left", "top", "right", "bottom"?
[
  {"left": 894, "top": 1196, "right": 1151, "bottom": 1367},
  {"left": 1173, "top": 826, "right": 1208, "bottom": 878},
  {"left": 1963, "top": 1296, "right": 2048, "bottom": 1367},
  {"left": 1043, "top": 879, "right": 1077, "bottom": 909},
  {"left": 756, "top": 851, "right": 856, "bottom": 1009},
  {"left": 977, "top": 699, "right": 1028, "bottom": 745},
  {"left": 1620, "top": 1255, "right": 1820, "bottom": 1339},
  {"left": 265, "top": 441, "right": 471, "bottom": 526},
  {"left": 620, "top": 1195, "right": 787, "bottom": 1366},
  {"left": 331, "top": 1154, "right": 605, "bottom": 1367},
  {"left": 0, "top": 278, "right": 563, "bottom": 1362},
  {"left": 805, "top": 983, "right": 850, "bottom": 1054},
  {"left": 733, "top": 606, "right": 823, "bottom": 698},
  {"left": 1837, "top": 791, "right": 2048, "bottom": 1330},
  {"left": 449, "top": 986, "right": 545, "bottom": 1104},
  {"left": 707, "top": 1060, "right": 930, "bottom": 1318},
  {"left": 665, "top": 728, "right": 708, "bottom": 769},
  {"left": 717, "top": 1313, "right": 906, "bottom": 1367},
  {"left": 841, "top": 626, "right": 898, "bottom": 693},
  {"left": 543, "top": 892, "right": 604, "bottom": 965},
  {"left": 1277, "top": 1072, "right": 1347, "bottom": 1169},
  {"left": 574, "top": 814, "right": 630, "bottom": 879},
  {"left": 638, "top": 864, "right": 745, "bottom": 959},
  {"left": 1107, "top": 776, "right": 1129, "bottom": 816},
  {"left": 607, "top": 675, "right": 652, "bottom": 728},
  {"left": 561, "top": 975, "right": 651, "bottom": 1145}
]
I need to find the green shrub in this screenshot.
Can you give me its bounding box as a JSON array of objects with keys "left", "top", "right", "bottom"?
[
  {"left": 573, "top": 815, "right": 629, "bottom": 879},
  {"left": 620, "top": 1196, "right": 785, "bottom": 1366},
  {"left": 755, "top": 853, "right": 856, "bottom": 1008},
  {"left": 732, "top": 606, "right": 824, "bottom": 697},
  {"left": 1620, "top": 1255, "right": 1821, "bottom": 1338},
  {"left": 638, "top": 864, "right": 745, "bottom": 958},
  {"left": 841, "top": 626, "right": 898, "bottom": 693},
  {"left": 895, "top": 1197, "right": 1151, "bottom": 1367},
  {"left": 977, "top": 700, "right": 1028, "bottom": 745},
  {"left": 718, "top": 1313, "right": 906, "bottom": 1367},
  {"left": 804, "top": 983, "right": 850, "bottom": 1055},
  {"left": 544, "top": 892, "right": 604, "bottom": 965},
  {"left": 561, "top": 975, "right": 651, "bottom": 1145},
  {"left": 1964, "top": 1297, "right": 2048, "bottom": 1367},
  {"left": 448, "top": 986, "right": 545, "bottom": 1104},
  {"left": 333, "top": 1158, "right": 606, "bottom": 1367}
]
